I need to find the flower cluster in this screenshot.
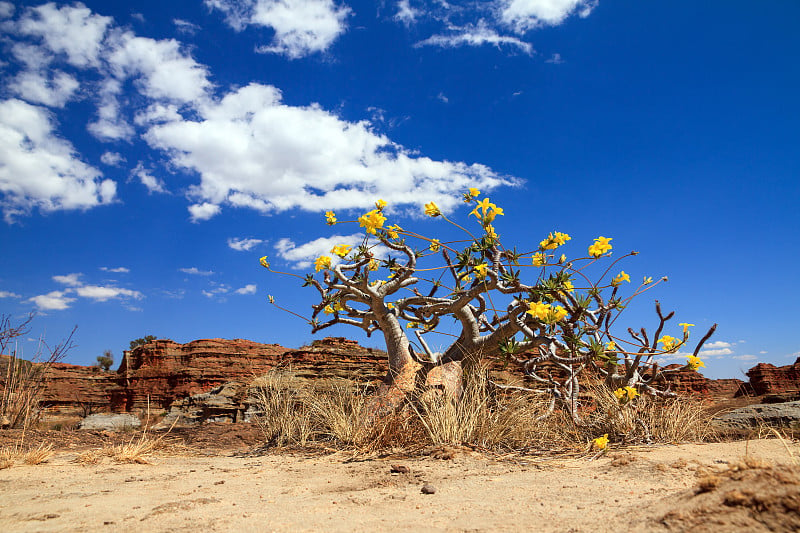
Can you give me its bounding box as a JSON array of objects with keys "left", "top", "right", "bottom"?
[
  {"left": 657, "top": 335, "right": 681, "bottom": 352},
  {"left": 685, "top": 355, "right": 705, "bottom": 370},
  {"left": 611, "top": 271, "right": 630, "bottom": 286},
  {"left": 325, "top": 211, "right": 337, "bottom": 225},
  {"left": 526, "top": 301, "right": 568, "bottom": 324},
  {"left": 588, "top": 236, "right": 612, "bottom": 258},
  {"left": 314, "top": 255, "right": 332, "bottom": 272},
  {"left": 358, "top": 209, "right": 387, "bottom": 234},
  {"left": 539, "top": 231, "right": 571, "bottom": 251},
  {"left": 331, "top": 244, "right": 352, "bottom": 258},
  {"left": 424, "top": 202, "right": 440, "bottom": 217},
  {"left": 469, "top": 198, "right": 503, "bottom": 225},
  {"left": 592, "top": 434, "right": 609, "bottom": 450},
  {"left": 613, "top": 386, "right": 639, "bottom": 403}
]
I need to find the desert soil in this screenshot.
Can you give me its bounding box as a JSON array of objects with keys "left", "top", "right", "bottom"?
[{"left": 0, "top": 432, "right": 798, "bottom": 533}]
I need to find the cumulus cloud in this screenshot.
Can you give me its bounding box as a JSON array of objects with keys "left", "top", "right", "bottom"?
[
  {"left": 132, "top": 163, "right": 168, "bottom": 194},
  {"left": 145, "top": 83, "right": 515, "bottom": 218},
  {"left": 0, "top": 2, "right": 15, "bottom": 19},
  {"left": 75, "top": 284, "right": 143, "bottom": 302},
  {"left": 274, "top": 233, "right": 384, "bottom": 269},
  {"left": 207, "top": 0, "right": 351, "bottom": 58},
  {"left": 228, "top": 237, "right": 264, "bottom": 251},
  {"left": 15, "top": 2, "right": 112, "bottom": 67},
  {"left": 235, "top": 284, "right": 257, "bottom": 294},
  {"left": 100, "top": 151, "right": 125, "bottom": 166},
  {"left": 703, "top": 341, "right": 732, "bottom": 349},
  {"left": 53, "top": 273, "right": 83, "bottom": 286},
  {"left": 0, "top": 290, "right": 21, "bottom": 298},
  {"left": 7, "top": 70, "right": 80, "bottom": 108},
  {"left": 500, "top": 0, "right": 597, "bottom": 33},
  {"left": 732, "top": 354, "right": 757, "bottom": 361},
  {"left": 698, "top": 347, "right": 734, "bottom": 356},
  {"left": 28, "top": 290, "right": 75, "bottom": 311},
  {"left": 179, "top": 267, "right": 215, "bottom": 275},
  {"left": 188, "top": 202, "right": 222, "bottom": 222},
  {"left": 0, "top": 99, "right": 116, "bottom": 221}
]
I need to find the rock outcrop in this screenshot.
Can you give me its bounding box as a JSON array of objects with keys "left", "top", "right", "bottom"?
[
  {"left": 737, "top": 358, "right": 800, "bottom": 397},
  {"left": 713, "top": 400, "right": 800, "bottom": 430}
]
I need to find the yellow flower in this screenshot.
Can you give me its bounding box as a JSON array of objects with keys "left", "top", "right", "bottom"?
[
  {"left": 560, "top": 280, "right": 574, "bottom": 294},
  {"left": 406, "top": 321, "right": 419, "bottom": 329},
  {"left": 613, "top": 387, "right": 638, "bottom": 402},
  {"left": 368, "top": 259, "right": 380, "bottom": 271},
  {"left": 358, "top": 209, "right": 387, "bottom": 234},
  {"left": 314, "top": 255, "right": 332, "bottom": 272},
  {"left": 386, "top": 224, "right": 402, "bottom": 239},
  {"left": 592, "top": 434, "right": 609, "bottom": 450},
  {"left": 429, "top": 239, "right": 441, "bottom": 252},
  {"left": 469, "top": 198, "right": 503, "bottom": 224},
  {"left": 386, "top": 302, "right": 394, "bottom": 309},
  {"left": 424, "top": 201, "right": 441, "bottom": 217},
  {"left": 539, "top": 231, "right": 571, "bottom": 250},
  {"left": 606, "top": 340, "right": 616, "bottom": 351},
  {"left": 469, "top": 187, "right": 480, "bottom": 197},
  {"left": 331, "top": 244, "right": 352, "bottom": 258},
  {"left": 462, "top": 274, "right": 472, "bottom": 283},
  {"left": 686, "top": 355, "right": 705, "bottom": 371},
  {"left": 334, "top": 301, "right": 345, "bottom": 312},
  {"left": 474, "top": 263, "right": 488, "bottom": 279},
  {"left": 558, "top": 254, "right": 567, "bottom": 264},
  {"left": 375, "top": 199, "right": 387, "bottom": 210},
  {"left": 532, "top": 252, "right": 546, "bottom": 267},
  {"left": 526, "top": 301, "right": 566, "bottom": 323},
  {"left": 679, "top": 322, "right": 695, "bottom": 334},
  {"left": 323, "top": 305, "right": 334, "bottom": 314},
  {"left": 658, "top": 335, "right": 680, "bottom": 352},
  {"left": 611, "top": 271, "right": 630, "bottom": 286},
  {"left": 485, "top": 224, "right": 499, "bottom": 241},
  {"left": 267, "top": 295, "right": 274, "bottom": 304},
  {"left": 588, "top": 236, "right": 612, "bottom": 258},
  {"left": 325, "top": 210, "right": 337, "bottom": 225},
  {"left": 259, "top": 256, "right": 270, "bottom": 268},
  {"left": 643, "top": 276, "right": 653, "bottom": 285}
]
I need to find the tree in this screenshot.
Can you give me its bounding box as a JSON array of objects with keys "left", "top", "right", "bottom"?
[
  {"left": 129, "top": 335, "right": 156, "bottom": 351},
  {"left": 95, "top": 350, "right": 114, "bottom": 371},
  {"left": 261, "top": 192, "right": 716, "bottom": 421}
]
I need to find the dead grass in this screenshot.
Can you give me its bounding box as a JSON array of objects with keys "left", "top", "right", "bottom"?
[
  {"left": 246, "top": 367, "right": 717, "bottom": 454},
  {"left": 0, "top": 441, "right": 54, "bottom": 468}
]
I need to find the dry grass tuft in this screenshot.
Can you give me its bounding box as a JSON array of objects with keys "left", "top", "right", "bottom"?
[
  {"left": 250, "top": 371, "right": 314, "bottom": 446},
  {"left": 579, "top": 381, "right": 715, "bottom": 445},
  {"left": 22, "top": 442, "right": 54, "bottom": 465}
]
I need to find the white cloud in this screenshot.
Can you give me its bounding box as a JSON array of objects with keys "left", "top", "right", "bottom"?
[
  {"left": 16, "top": 3, "right": 112, "bottom": 67},
  {"left": 0, "top": 2, "right": 15, "bottom": 19},
  {"left": 703, "top": 341, "right": 732, "bottom": 349},
  {"left": 145, "top": 83, "right": 516, "bottom": 219},
  {"left": 275, "top": 233, "right": 378, "bottom": 269},
  {"left": 132, "top": 163, "right": 168, "bottom": 194},
  {"left": 437, "top": 92, "right": 449, "bottom": 103},
  {"left": 698, "top": 347, "right": 733, "bottom": 357},
  {"left": 173, "top": 18, "right": 201, "bottom": 34},
  {"left": 53, "top": 273, "right": 83, "bottom": 286},
  {"left": 100, "top": 151, "right": 125, "bottom": 166},
  {"left": 105, "top": 31, "right": 212, "bottom": 104},
  {"left": 179, "top": 267, "right": 215, "bottom": 276},
  {"left": 202, "top": 283, "right": 230, "bottom": 298},
  {"left": 100, "top": 266, "right": 130, "bottom": 273},
  {"left": 86, "top": 79, "right": 135, "bottom": 141},
  {"left": 0, "top": 290, "right": 21, "bottom": 298},
  {"left": 228, "top": 237, "right": 264, "bottom": 251},
  {"left": 188, "top": 202, "right": 222, "bottom": 222},
  {"left": 28, "top": 290, "right": 75, "bottom": 310},
  {"left": 235, "top": 284, "right": 257, "bottom": 294},
  {"left": 394, "top": 0, "right": 420, "bottom": 27},
  {"left": 75, "top": 284, "right": 143, "bottom": 302},
  {"left": 500, "top": 0, "right": 597, "bottom": 33},
  {"left": 0, "top": 99, "right": 116, "bottom": 221},
  {"left": 7, "top": 70, "right": 80, "bottom": 108},
  {"left": 416, "top": 22, "right": 533, "bottom": 54},
  {"left": 208, "top": 0, "right": 351, "bottom": 58},
  {"left": 732, "top": 354, "right": 757, "bottom": 361},
  {"left": 759, "top": 350, "right": 767, "bottom": 354}
]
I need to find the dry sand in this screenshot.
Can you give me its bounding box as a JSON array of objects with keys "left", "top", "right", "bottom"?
[{"left": 1, "top": 438, "right": 798, "bottom": 532}]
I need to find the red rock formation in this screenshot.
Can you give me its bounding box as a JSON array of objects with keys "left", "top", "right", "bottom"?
[
  {"left": 737, "top": 357, "right": 800, "bottom": 397},
  {"left": 114, "top": 336, "right": 389, "bottom": 411}
]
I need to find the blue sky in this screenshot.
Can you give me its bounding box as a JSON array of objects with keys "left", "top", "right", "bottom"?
[{"left": 0, "top": 1, "right": 797, "bottom": 379}]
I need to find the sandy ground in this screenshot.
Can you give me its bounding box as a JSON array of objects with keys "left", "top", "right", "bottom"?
[{"left": 1, "top": 438, "right": 798, "bottom": 532}]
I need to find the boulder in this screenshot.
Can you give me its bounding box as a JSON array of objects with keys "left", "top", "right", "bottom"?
[
  {"left": 712, "top": 400, "right": 800, "bottom": 430},
  {"left": 79, "top": 413, "right": 141, "bottom": 431},
  {"left": 155, "top": 381, "right": 248, "bottom": 429}
]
